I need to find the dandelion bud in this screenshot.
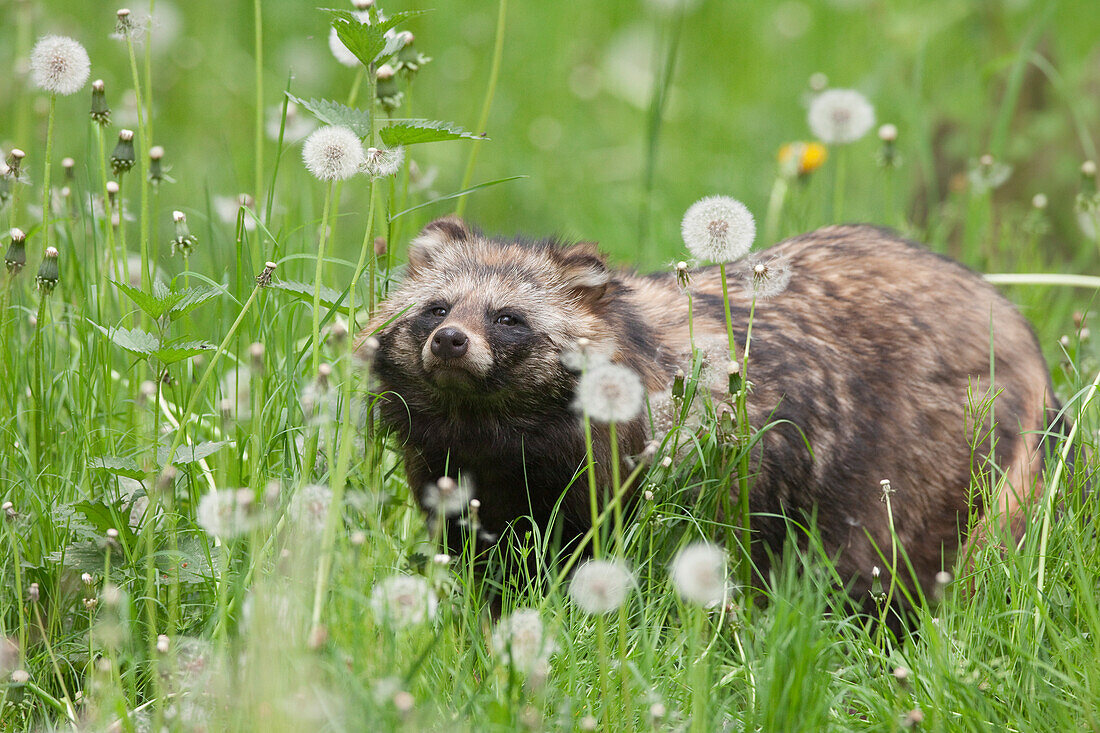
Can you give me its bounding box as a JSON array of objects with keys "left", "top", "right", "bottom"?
[
  {"left": 156, "top": 634, "right": 170, "bottom": 653},
  {"left": 360, "top": 335, "right": 380, "bottom": 362},
  {"left": 902, "top": 708, "right": 924, "bottom": 728},
  {"left": 373, "top": 236, "right": 387, "bottom": 256},
  {"left": 675, "top": 260, "right": 690, "bottom": 290},
  {"left": 5, "top": 228, "right": 27, "bottom": 275},
  {"left": 170, "top": 210, "right": 197, "bottom": 257},
  {"left": 148, "top": 145, "right": 166, "bottom": 185},
  {"left": 468, "top": 498, "right": 481, "bottom": 528},
  {"left": 317, "top": 362, "right": 332, "bottom": 389},
  {"left": 672, "top": 367, "right": 685, "bottom": 398},
  {"left": 326, "top": 319, "right": 348, "bottom": 346},
  {"left": 879, "top": 478, "right": 894, "bottom": 501},
  {"left": 28, "top": 583, "right": 39, "bottom": 603},
  {"left": 580, "top": 715, "right": 598, "bottom": 731},
  {"left": 878, "top": 123, "right": 898, "bottom": 143},
  {"left": 649, "top": 703, "right": 667, "bottom": 722},
  {"left": 9, "top": 669, "right": 29, "bottom": 704},
  {"left": 115, "top": 8, "right": 134, "bottom": 37},
  {"left": 877, "top": 124, "right": 899, "bottom": 168},
  {"left": 660, "top": 456, "right": 672, "bottom": 469},
  {"left": 1082, "top": 160, "right": 1097, "bottom": 180},
  {"left": 81, "top": 572, "right": 94, "bottom": 586},
  {"left": 395, "top": 32, "right": 431, "bottom": 77},
  {"left": 351, "top": 530, "right": 367, "bottom": 546},
  {"left": 62, "top": 157, "right": 75, "bottom": 181},
  {"left": 90, "top": 79, "right": 111, "bottom": 125},
  {"left": 84, "top": 597, "right": 98, "bottom": 611},
  {"left": 727, "top": 360, "right": 741, "bottom": 394},
  {"left": 256, "top": 260, "right": 277, "bottom": 287},
  {"left": 6, "top": 149, "right": 25, "bottom": 179},
  {"left": 35, "top": 246, "right": 60, "bottom": 295},
  {"left": 111, "top": 129, "right": 136, "bottom": 176},
  {"left": 432, "top": 553, "right": 451, "bottom": 565},
  {"left": 893, "top": 666, "right": 910, "bottom": 683},
  {"left": 353, "top": 0, "right": 374, "bottom": 8},
  {"left": 375, "top": 64, "right": 403, "bottom": 111},
  {"left": 1032, "top": 193, "right": 1048, "bottom": 210},
  {"left": 249, "top": 342, "right": 265, "bottom": 373},
  {"left": 869, "top": 565, "right": 886, "bottom": 603},
  {"left": 2, "top": 501, "right": 15, "bottom": 520},
  {"left": 643, "top": 489, "right": 655, "bottom": 501},
  {"left": 30, "top": 35, "right": 90, "bottom": 95},
  {"left": 393, "top": 691, "right": 414, "bottom": 713},
  {"left": 106, "top": 180, "right": 120, "bottom": 208}
]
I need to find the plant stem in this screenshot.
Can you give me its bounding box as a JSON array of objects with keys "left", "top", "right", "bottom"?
[
  {"left": 311, "top": 182, "right": 335, "bottom": 374},
  {"left": 40, "top": 94, "right": 57, "bottom": 254},
  {"left": 253, "top": 0, "right": 264, "bottom": 214}
]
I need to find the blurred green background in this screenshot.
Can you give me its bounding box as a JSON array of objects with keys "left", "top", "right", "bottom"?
[{"left": 1, "top": 0, "right": 1097, "bottom": 314}]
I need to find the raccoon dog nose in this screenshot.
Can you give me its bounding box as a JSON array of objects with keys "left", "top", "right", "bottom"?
[{"left": 431, "top": 326, "right": 469, "bottom": 359}]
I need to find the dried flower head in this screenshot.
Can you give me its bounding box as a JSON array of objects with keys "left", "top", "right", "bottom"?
[
  {"left": 30, "top": 35, "right": 91, "bottom": 96},
  {"left": 256, "top": 260, "right": 277, "bottom": 287},
  {"left": 968, "top": 154, "right": 1012, "bottom": 193},
  {"left": 670, "top": 542, "right": 728, "bottom": 606},
  {"left": 778, "top": 141, "right": 827, "bottom": 178},
  {"left": 111, "top": 129, "right": 137, "bottom": 176},
  {"left": 195, "top": 488, "right": 262, "bottom": 538},
  {"left": 369, "top": 574, "right": 438, "bottom": 628},
  {"left": 681, "top": 195, "right": 756, "bottom": 263},
  {"left": 302, "top": 125, "right": 366, "bottom": 181},
  {"left": 363, "top": 145, "right": 406, "bottom": 178},
  {"left": 36, "top": 246, "right": 60, "bottom": 295},
  {"left": 568, "top": 559, "right": 635, "bottom": 615},
  {"left": 288, "top": 483, "right": 332, "bottom": 534},
  {"left": 808, "top": 88, "right": 875, "bottom": 145},
  {"left": 90, "top": 79, "right": 110, "bottom": 125},
  {"left": 574, "top": 361, "right": 645, "bottom": 423},
  {"left": 170, "top": 210, "right": 197, "bottom": 257},
  {"left": 5, "top": 228, "right": 27, "bottom": 276},
  {"left": 422, "top": 476, "right": 474, "bottom": 517},
  {"left": 491, "top": 608, "right": 556, "bottom": 676}
]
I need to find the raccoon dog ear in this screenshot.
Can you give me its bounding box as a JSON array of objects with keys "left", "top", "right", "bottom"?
[
  {"left": 408, "top": 216, "right": 472, "bottom": 272},
  {"left": 560, "top": 242, "right": 611, "bottom": 302}
]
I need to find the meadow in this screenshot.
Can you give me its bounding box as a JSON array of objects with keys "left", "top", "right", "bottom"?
[{"left": 1, "top": 0, "right": 1099, "bottom": 730}]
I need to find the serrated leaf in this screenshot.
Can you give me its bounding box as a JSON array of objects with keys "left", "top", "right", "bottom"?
[
  {"left": 287, "top": 94, "right": 372, "bottom": 137},
  {"left": 270, "top": 279, "right": 346, "bottom": 312},
  {"left": 158, "top": 440, "right": 229, "bottom": 466},
  {"left": 92, "top": 323, "right": 160, "bottom": 357},
  {"left": 154, "top": 340, "right": 215, "bottom": 365},
  {"left": 89, "top": 456, "right": 146, "bottom": 480},
  {"left": 379, "top": 119, "right": 486, "bottom": 147},
  {"left": 47, "top": 540, "right": 115, "bottom": 574},
  {"left": 324, "top": 9, "right": 426, "bottom": 68},
  {"left": 168, "top": 287, "right": 220, "bottom": 320},
  {"left": 72, "top": 499, "right": 139, "bottom": 547},
  {"left": 113, "top": 280, "right": 174, "bottom": 320}
]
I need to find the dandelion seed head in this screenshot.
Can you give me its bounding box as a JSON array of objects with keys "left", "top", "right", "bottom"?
[
  {"left": 369, "top": 574, "right": 438, "bottom": 628},
  {"left": 738, "top": 253, "right": 792, "bottom": 299},
  {"left": 568, "top": 559, "right": 634, "bottom": 615},
  {"left": 288, "top": 483, "right": 332, "bottom": 534},
  {"left": 195, "top": 489, "right": 260, "bottom": 538},
  {"left": 681, "top": 195, "right": 756, "bottom": 263},
  {"left": 422, "top": 475, "right": 474, "bottom": 516},
  {"left": 30, "top": 35, "right": 91, "bottom": 96},
  {"left": 302, "top": 125, "right": 365, "bottom": 182},
  {"left": 491, "top": 608, "right": 555, "bottom": 675},
  {"left": 574, "top": 361, "right": 645, "bottom": 423},
  {"left": 670, "top": 542, "right": 728, "bottom": 606},
  {"left": 363, "top": 145, "right": 405, "bottom": 178},
  {"left": 808, "top": 88, "right": 875, "bottom": 144}
]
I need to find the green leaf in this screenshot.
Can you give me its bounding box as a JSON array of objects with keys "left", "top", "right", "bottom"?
[
  {"left": 286, "top": 94, "right": 372, "bottom": 137},
  {"left": 324, "top": 9, "right": 426, "bottom": 68},
  {"left": 89, "top": 456, "right": 146, "bottom": 480},
  {"left": 72, "top": 499, "right": 139, "bottom": 547},
  {"left": 379, "top": 119, "right": 486, "bottom": 147},
  {"left": 390, "top": 176, "right": 527, "bottom": 220},
  {"left": 154, "top": 340, "right": 216, "bottom": 365},
  {"left": 270, "top": 279, "right": 346, "bottom": 314},
  {"left": 93, "top": 323, "right": 160, "bottom": 357},
  {"left": 113, "top": 280, "right": 174, "bottom": 320},
  {"left": 158, "top": 440, "right": 229, "bottom": 466},
  {"left": 168, "top": 287, "right": 220, "bottom": 321}
]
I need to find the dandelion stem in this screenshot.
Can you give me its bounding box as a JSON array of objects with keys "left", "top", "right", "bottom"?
[
  {"left": 311, "top": 182, "right": 335, "bottom": 374},
  {"left": 763, "top": 175, "right": 788, "bottom": 245},
  {"left": 253, "top": 0, "right": 264, "bottom": 214},
  {"left": 455, "top": 0, "right": 506, "bottom": 217},
  {"left": 125, "top": 32, "right": 151, "bottom": 295},
  {"left": 718, "top": 263, "right": 736, "bottom": 362},
  {"left": 40, "top": 94, "right": 57, "bottom": 254}
]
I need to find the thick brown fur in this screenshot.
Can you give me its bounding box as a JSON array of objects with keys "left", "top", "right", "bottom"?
[{"left": 359, "top": 217, "right": 1059, "bottom": 608}]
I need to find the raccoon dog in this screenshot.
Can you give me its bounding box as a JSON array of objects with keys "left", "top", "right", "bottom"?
[{"left": 361, "top": 216, "right": 1058, "bottom": 608}]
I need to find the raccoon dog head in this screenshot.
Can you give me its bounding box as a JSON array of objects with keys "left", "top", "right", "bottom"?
[{"left": 363, "top": 217, "right": 614, "bottom": 411}]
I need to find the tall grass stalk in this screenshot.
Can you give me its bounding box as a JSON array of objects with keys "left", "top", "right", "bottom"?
[{"left": 455, "top": 0, "right": 506, "bottom": 217}]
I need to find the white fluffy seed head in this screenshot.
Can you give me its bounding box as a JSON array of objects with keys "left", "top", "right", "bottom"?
[
  {"left": 568, "top": 559, "right": 634, "bottom": 615},
  {"left": 302, "top": 125, "right": 366, "bottom": 181},
  {"left": 491, "top": 608, "right": 555, "bottom": 675},
  {"left": 195, "top": 489, "right": 259, "bottom": 539},
  {"left": 808, "top": 88, "right": 875, "bottom": 145},
  {"left": 681, "top": 195, "right": 756, "bottom": 263},
  {"left": 670, "top": 542, "right": 728, "bottom": 606},
  {"left": 422, "top": 476, "right": 474, "bottom": 516},
  {"left": 288, "top": 483, "right": 332, "bottom": 534},
  {"left": 30, "top": 35, "right": 91, "bottom": 96},
  {"left": 574, "top": 361, "right": 645, "bottom": 423},
  {"left": 369, "top": 574, "right": 438, "bottom": 628},
  {"left": 363, "top": 145, "right": 406, "bottom": 178}
]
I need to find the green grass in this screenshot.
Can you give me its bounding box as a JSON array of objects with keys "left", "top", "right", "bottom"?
[{"left": 1, "top": 0, "right": 1099, "bottom": 730}]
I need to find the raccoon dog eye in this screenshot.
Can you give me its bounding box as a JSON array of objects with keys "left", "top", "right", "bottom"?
[
  {"left": 429, "top": 306, "right": 449, "bottom": 318},
  {"left": 494, "top": 313, "right": 524, "bottom": 327}
]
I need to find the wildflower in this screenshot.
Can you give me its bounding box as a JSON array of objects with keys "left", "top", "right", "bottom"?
[
  {"left": 375, "top": 63, "right": 403, "bottom": 111},
  {"left": 422, "top": 476, "right": 474, "bottom": 517},
  {"left": 394, "top": 32, "right": 431, "bottom": 77},
  {"left": 363, "top": 145, "right": 406, "bottom": 178},
  {"left": 195, "top": 488, "right": 260, "bottom": 538},
  {"left": 302, "top": 125, "right": 366, "bottom": 182},
  {"left": 967, "top": 153, "right": 1011, "bottom": 194},
  {"left": 30, "top": 35, "right": 90, "bottom": 96},
  {"left": 681, "top": 195, "right": 756, "bottom": 263},
  {"left": 778, "top": 141, "right": 827, "bottom": 178},
  {"left": 491, "top": 608, "right": 556, "bottom": 675},
  {"left": 256, "top": 260, "right": 277, "bottom": 287},
  {"left": 111, "top": 129, "right": 137, "bottom": 176},
  {"left": 568, "top": 559, "right": 634, "bottom": 614},
  {"left": 574, "top": 361, "right": 645, "bottom": 423},
  {"left": 157, "top": 634, "right": 170, "bottom": 653},
  {"left": 148, "top": 145, "right": 167, "bottom": 185},
  {"left": 369, "top": 574, "right": 438, "bottom": 628},
  {"left": 90, "top": 79, "right": 110, "bottom": 125},
  {"left": 36, "top": 246, "right": 60, "bottom": 295},
  {"left": 670, "top": 542, "right": 727, "bottom": 606},
  {"left": 288, "top": 483, "right": 332, "bottom": 534},
  {"left": 739, "top": 253, "right": 791, "bottom": 299},
  {"left": 5, "top": 228, "right": 27, "bottom": 276},
  {"left": 170, "top": 210, "right": 197, "bottom": 257},
  {"left": 808, "top": 88, "right": 875, "bottom": 145}
]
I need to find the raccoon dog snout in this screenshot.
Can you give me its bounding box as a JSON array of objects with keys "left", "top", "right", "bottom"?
[{"left": 431, "top": 327, "right": 469, "bottom": 359}]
